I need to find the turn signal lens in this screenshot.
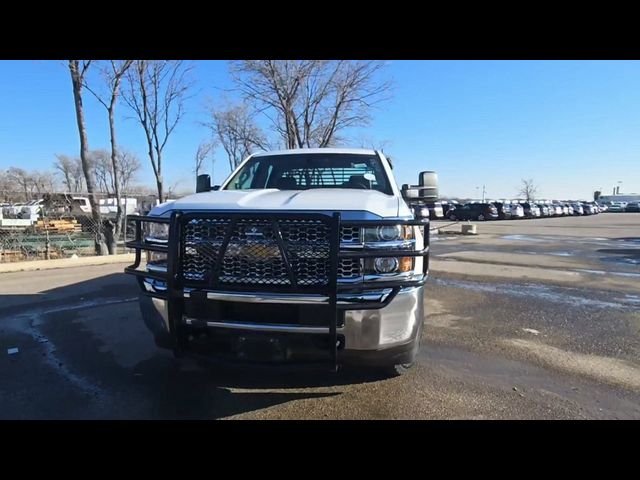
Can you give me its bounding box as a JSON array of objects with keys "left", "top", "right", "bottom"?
[{"left": 399, "top": 256, "right": 414, "bottom": 272}]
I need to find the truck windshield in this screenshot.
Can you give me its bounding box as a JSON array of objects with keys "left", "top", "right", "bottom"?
[{"left": 224, "top": 153, "right": 393, "bottom": 195}]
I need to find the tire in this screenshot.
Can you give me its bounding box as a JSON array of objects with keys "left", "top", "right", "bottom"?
[
  {"left": 478, "top": 214, "right": 485, "bottom": 221},
  {"left": 449, "top": 214, "right": 457, "bottom": 221},
  {"left": 381, "top": 362, "right": 416, "bottom": 377}
]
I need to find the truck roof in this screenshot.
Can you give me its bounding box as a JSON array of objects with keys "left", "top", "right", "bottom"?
[{"left": 252, "top": 148, "right": 378, "bottom": 157}]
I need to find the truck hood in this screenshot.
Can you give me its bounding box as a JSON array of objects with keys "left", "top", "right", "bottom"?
[{"left": 150, "top": 189, "right": 402, "bottom": 218}]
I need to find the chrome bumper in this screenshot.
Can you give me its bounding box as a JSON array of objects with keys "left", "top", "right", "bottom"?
[{"left": 139, "top": 285, "right": 424, "bottom": 351}]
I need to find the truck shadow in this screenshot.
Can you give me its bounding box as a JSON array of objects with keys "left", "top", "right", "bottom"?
[
  {"left": 0, "top": 269, "right": 388, "bottom": 419},
  {"left": 130, "top": 354, "right": 383, "bottom": 419}
]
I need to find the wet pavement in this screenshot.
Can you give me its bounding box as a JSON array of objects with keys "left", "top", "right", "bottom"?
[
  {"left": 431, "top": 213, "right": 640, "bottom": 277},
  {"left": 0, "top": 213, "right": 639, "bottom": 419}
]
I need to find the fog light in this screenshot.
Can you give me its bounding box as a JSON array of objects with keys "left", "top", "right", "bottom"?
[{"left": 374, "top": 257, "right": 399, "bottom": 273}]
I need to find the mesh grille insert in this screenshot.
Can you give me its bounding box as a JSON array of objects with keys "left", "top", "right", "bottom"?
[{"left": 182, "top": 217, "right": 340, "bottom": 287}]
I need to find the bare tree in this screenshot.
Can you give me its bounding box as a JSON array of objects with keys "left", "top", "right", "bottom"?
[
  {"left": 356, "top": 135, "right": 392, "bottom": 153},
  {"left": 89, "top": 149, "right": 111, "bottom": 194},
  {"left": 89, "top": 148, "right": 140, "bottom": 195},
  {"left": 206, "top": 102, "right": 270, "bottom": 171},
  {"left": 68, "top": 60, "right": 108, "bottom": 255},
  {"left": 6, "top": 167, "right": 32, "bottom": 201},
  {"left": 518, "top": 178, "right": 538, "bottom": 202},
  {"left": 82, "top": 60, "right": 133, "bottom": 253},
  {"left": 0, "top": 169, "right": 8, "bottom": 201},
  {"left": 31, "top": 170, "right": 57, "bottom": 196},
  {"left": 117, "top": 149, "right": 141, "bottom": 193},
  {"left": 54, "top": 155, "right": 75, "bottom": 192},
  {"left": 229, "top": 60, "right": 392, "bottom": 148},
  {"left": 122, "top": 60, "right": 193, "bottom": 203},
  {"left": 194, "top": 140, "right": 215, "bottom": 178},
  {"left": 57, "top": 156, "right": 85, "bottom": 192}
]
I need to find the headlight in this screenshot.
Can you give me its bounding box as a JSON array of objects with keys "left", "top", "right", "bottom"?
[
  {"left": 144, "top": 222, "right": 169, "bottom": 243},
  {"left": 378, "top": 225, "right": 402, "bottom": 241},
  {"left": 363, "top": 225, "right": 414, "bottom": 243},
  {"left": 374, "top": 257, "right": 398, "bottom": 273}
]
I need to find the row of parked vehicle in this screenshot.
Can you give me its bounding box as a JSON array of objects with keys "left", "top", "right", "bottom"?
[
  {"left": 425, "top": 200, "right": 608, "bottom": 221},
  {"left": 606, "top": 201, "right": 640, "bottom": 213}
]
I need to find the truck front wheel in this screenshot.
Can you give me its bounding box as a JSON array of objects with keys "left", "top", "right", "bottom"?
[{"left": 383, "top": 362, "right": 416, "bottom": 377}]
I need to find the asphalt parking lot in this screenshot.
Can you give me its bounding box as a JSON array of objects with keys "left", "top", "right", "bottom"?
[{"left": 1, "top": 213, "right": 639, "bottom": 419}]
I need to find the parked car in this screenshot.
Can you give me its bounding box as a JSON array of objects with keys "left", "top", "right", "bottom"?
[
  {"left": 550, "top": 203, "right": 563, "bottom": 216},
  {"left": 425, "top": 201, "right": 444, "bottom": 220},
  {"left": 608, "top": 202, "right": 626, "bottom": 212},
  {"left": 440, "top": 201, "right": 457, "bottom": 217},
  {"left": 492, "top": 202, "right": 512, "bottom": 220},
  {"left": 509, "top": 203, "right": 525, "bottom": 218},
  {"left": 571, "top": 203, "right": 584, "bottom": 215},
  {"left": 448, "top": 203, "right": 499, "bottom": 221},
  {"left": 625, "top": 202, "right": 640, "bottom": 212},
  {"left": 595, "top": 203, "right": 606, "bottom": 212},
  {"left": 584, "top": 202, "right": 599, "bottom": 214},
  {"left": 537, "top": 204, "right": 550, "bottom": 217},
  {"left": 520, "top": 202, "right": 541, "bottom": 218}
]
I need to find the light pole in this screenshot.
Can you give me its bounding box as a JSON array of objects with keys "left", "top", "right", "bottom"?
[{"left": 481, "top": 185, "right": 486, "bottom": 203}]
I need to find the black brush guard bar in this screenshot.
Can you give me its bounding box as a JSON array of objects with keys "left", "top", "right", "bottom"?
[{"left": 125, "top": 211, "right": 429, "bottom": 372}]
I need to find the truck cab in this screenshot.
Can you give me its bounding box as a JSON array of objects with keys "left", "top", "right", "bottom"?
[{"left": 125, "top": 148, "right": 434, "bottom": 375}]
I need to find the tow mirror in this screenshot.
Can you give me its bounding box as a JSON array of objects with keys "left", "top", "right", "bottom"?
[{"left": 196, "top": 174, "right": 211, "bottom": 193}]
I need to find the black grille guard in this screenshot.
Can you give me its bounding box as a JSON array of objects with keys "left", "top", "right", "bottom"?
[{"left": 125, "top": 211, "right": 429, "bottom": 371}]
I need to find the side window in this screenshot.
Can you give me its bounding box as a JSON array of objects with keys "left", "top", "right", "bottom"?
[{"left": 228, "top": 162, "right": 259, "bottom": 190}]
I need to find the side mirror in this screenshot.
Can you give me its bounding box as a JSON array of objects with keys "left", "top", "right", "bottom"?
[
  {"left": 212, "top": 185, "right": 220, "bottom": 191},
  {"left": 196, "top": 174, "right": 211, "bottom": 193},
  {"left": 401, "top": 187, "right": 421, "bottom": 200},
  {"left": 418, "top": 171, "right": 439, "bottom": 201}
]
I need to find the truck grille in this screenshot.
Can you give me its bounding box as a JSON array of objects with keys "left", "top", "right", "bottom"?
[{"left": 182, "top": 217, "right": 356, "bottom": 287}]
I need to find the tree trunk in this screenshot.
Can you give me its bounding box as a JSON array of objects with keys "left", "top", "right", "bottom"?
[
  {"left": 156, "top": 176, "right": 164, "bottom": 205},
  {"left": 69, "top": 61, "right": 108, "bottom": 255},
  {"left": 108, "top": 103, "right": 124, "bottom": 254}
]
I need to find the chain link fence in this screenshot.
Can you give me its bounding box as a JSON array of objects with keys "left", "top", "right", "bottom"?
[{"left": 0, "top": 192, "right": 159, "bottom": 263}]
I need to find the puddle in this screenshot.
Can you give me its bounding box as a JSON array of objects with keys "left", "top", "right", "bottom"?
[
  {"left": 600, "top": 256, "right": 640, "bottom": 266},
  {"left": 502, "top": 235, "right": 547, "bottom": 242},
  {"left": 616, "top": 238, "right": 640, "bottom": 244},
  {"left": 432, "top": 278, "right": 638, "bottom": 310},
  {"left": 575, "top": 269, "right": 640, "bottom": 278},
  {"left": 514, "top": 250, "right": 575, "bottom": 257},
  {"left": 615, "top": 294, "right": 640, "bottom": 305}
]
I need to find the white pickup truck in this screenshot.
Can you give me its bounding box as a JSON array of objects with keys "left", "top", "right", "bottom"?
[{"left": 125, "top": 148, "right": 435, "bottom": 375}]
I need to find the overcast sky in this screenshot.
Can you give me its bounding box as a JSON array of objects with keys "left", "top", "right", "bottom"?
[{"left": 0, "top": 60, "right": 638, "bottom": 200}]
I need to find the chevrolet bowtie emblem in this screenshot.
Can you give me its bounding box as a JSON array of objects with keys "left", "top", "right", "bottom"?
[{"left": 246, "top": 226, "right": 264, "bottom": 237}]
